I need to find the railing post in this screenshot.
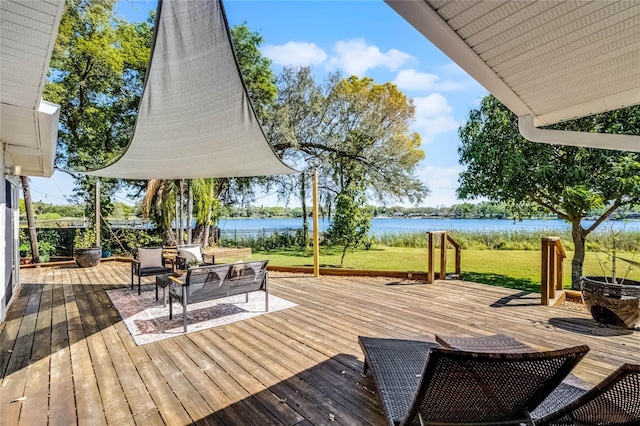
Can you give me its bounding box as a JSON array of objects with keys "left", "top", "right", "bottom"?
[
  {"left": 556, "top": 253, "right": 564, "bottom": 291},
  {"left": 541, "top": 237, "right": 564, "bottom": 305},
  {"left": 541, "top": 238, "right": 551, "bottom": 305},
  {"left": 440, "top": 232, "right": 447, "bottom": 280},
  {"left": 427, "top": 232, "right": 435, "bottom": 284}
]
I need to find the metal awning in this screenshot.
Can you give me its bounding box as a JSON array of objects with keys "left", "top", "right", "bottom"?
[
  {"left": 386, "top": 0, "right": 640, "bottom": 151},
  {"left": 1, "top": 0, "right": 63, "bottom": 177},
  {"left": 84, "top": 0, "right": 295, "bottom": 179}
]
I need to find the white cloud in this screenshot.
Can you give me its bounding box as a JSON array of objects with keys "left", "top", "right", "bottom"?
[
  {"left": 393, "top": 69, "right": 467, "bottom": 92},
  {"left": 328, "top": 39, "right": 414, "bottom": 75},
  {"left": 262, "top": 41, "right": 327, "bottom": 67},
  {"left": 413, "top": 94, "right": 459, "bottom": 142},
  {"left": 436, "top": 62, "right": 467, "bottom": 76},
  {"left": 416, "top": 165, "right": 465, "bottom": 207}
]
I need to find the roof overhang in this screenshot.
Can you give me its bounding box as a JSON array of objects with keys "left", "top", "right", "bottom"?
[
  {"left": 84, "top": 0, "right": 295, "bottom": 179},
  {"left": 385, "top": 0, "right": 640, "bottom": 151},
  {"left": 1, "top": 0, "right": 63, "bottom": 177}
]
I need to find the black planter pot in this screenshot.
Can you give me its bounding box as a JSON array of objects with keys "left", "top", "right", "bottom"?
[
  {"left": 581, "top": 276, "right": 640, "bottom": 330},
  {"left": 74, "top": 247, "right": 102, "bottom": 268}
]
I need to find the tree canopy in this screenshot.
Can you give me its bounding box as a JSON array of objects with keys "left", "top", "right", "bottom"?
[
  {"left": 266, "top": 67, "right": 428, "bottom": 208},
  {"left": 45, "top": 0, "right": 152, "bottom": 171},
  {"left": 458, "top": 95, "right": 640, "bottom": 288},
  {"left": 43, "top": 0, "right": 153, "bottom": 224}
]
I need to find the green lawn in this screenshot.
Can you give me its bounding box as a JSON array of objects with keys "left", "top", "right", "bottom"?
[{"left": 218, "top": 245, "right": 640, "bottom": 293}]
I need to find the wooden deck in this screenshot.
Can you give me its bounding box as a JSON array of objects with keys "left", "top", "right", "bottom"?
[{"left": 1, "top": 262, "right": 638, "bottom": 425}]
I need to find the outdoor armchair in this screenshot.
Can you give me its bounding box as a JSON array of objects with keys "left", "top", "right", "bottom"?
[
  {"left": 131, "top": 247, "right": 174, "bottom": 295},
  {"left": 175, "top": 244, "right": 214, "bottom": 270},
  {"left": 532, "top": 363, "right": 640, "bottom": 426},
  {"left": 358, "top": 336, "right": 589, "bottom": 426}
]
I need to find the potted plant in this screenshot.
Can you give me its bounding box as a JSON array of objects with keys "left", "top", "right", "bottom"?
[
  {"left": 74, "top": 228, "right": 101, "bottom": 268},
  {"left": 101, "top": 240, "right": 112, "bottom": 258},
  {"left": 581, "top": 222, "right": 640, "bottom": 329},
  {"left": 38, "top": 241, "right": 55, "bottom": 263}
]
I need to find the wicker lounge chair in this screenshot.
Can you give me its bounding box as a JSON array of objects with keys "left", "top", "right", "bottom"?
[
  {"left": 131, "top": 247, "right": 174, "bottom": 295},
  {"left": 358, "top": 336, "right": 589, "bottom": 426},
  {"left": 436, "top": 333, "right": 640, "bottom": 425},
  {"left": 532, "top": 363, "right": 640, "bottom": 426}
]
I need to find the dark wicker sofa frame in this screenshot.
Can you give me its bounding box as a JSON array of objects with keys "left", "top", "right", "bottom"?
[
  {"left": 358, "top": 336, "right": 589, "bottom": 426},
  {"left": 168, "top": 260, "right": 269, "bottom": 332}
]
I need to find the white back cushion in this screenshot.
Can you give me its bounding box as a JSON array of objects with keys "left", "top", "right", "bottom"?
[{"left": 178, "top": 246, "right": 203, "bottom": 263}]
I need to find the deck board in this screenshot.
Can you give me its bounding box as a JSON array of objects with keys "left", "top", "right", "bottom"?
[{"left": 1, "top": 262, "right": 639, "bottom": 425}]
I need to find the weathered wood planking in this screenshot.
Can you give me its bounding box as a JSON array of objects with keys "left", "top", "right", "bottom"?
[{"left": 1, "top": 262, "right": 639, "bottom": 425}]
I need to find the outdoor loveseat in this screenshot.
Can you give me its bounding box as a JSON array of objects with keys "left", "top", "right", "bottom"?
[{"left": 168, "top": 260, "right": 269, "bottom": 332}]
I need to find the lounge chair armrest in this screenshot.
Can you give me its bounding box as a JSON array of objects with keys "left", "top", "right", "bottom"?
[{"left": 203, "top": 253, "right": 215, "bottom": 264}]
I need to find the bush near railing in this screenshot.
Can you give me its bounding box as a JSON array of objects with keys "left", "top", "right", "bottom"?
[
  {"left": 374, "top": 229, "right": 640, "bottom": 252},
  {"left": 20, "top": 227, "right": 163, "bottom": 258},
  {"left": 220, "top": 228, "right": 307, "bottom": 250}
]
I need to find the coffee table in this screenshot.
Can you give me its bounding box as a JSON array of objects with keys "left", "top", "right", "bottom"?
[{"left": 156, "top": 273, "right": 179, "bottom": 306}]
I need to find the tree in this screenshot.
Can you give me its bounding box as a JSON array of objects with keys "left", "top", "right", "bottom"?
[
  {"left": 230, "top": 22, "right": 277, "bottom": 122},
  {"left": 325, "top": 185, "right": 372, "bottom": 266},
  {"left": 265, "top": 68, "right": 428, "bottom": 241},
  {"left": 458, "top": 95, "right": 640, "bottom": 289},
  {"left": 43, "top": 0, "right": 153, "bottom": 225},
  {"left": 20, "top": 177, "right": 39, "bottom": 263}
]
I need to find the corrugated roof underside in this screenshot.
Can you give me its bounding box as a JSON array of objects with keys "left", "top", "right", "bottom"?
[
  {"left": 429, "top": 0, "right": 640, "bottom": 119},
  {"left": 0, "top": 0, "right": 60, "bottom": 110}
]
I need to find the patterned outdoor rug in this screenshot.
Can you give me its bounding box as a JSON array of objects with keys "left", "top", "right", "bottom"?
[{"left": 107, "top": 285, "right": 296, "bottom": 345}]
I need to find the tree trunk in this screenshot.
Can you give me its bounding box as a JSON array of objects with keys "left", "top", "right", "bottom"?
[
  {"left": 340, "top": 244, "right": 348, "bottom": 267},
  {"left": 300, "top": 172, "right": 308, "bottom": 247},
  {"left": 20, "top": 176, "right": 40, "bottom": 263},
  {"left": 570, "top": 220, "right": 587, "bottom": 290},
  {"left": 203, "top": 204, "right": 212, "bottom": 247}
]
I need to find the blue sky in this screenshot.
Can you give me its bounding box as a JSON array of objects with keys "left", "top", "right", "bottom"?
[{"left": 29, "top": 0, "right": 488, "bottom": 208}]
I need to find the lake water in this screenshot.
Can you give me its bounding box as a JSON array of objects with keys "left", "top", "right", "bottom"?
[{"left": 216, "top": 217, "right": 640, "bottom": 235}]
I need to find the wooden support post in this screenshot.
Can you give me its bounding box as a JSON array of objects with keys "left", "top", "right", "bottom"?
[
  {"left": 187, "top": 180, "right": 193, "bottom": 244},
  {"left": 312, "top": 171, "right": 320, "bottom": 277},
  {"left": 427, "top": 232, "right": 435, "bottom": 284},
  {"left": 541, "top": 238, "right": 550, "bottom": 305},
  {"left": 541, "top": 237, "right": 564, "bottom": 305},
  {"left": 549, "top": 248, "right": 556, "bottom": 300},
  {"left": 440, "top": 232, "right": 447, "bottom": 280},
  {"left": 95, "top": 180, "right": 101, "bottom": 247},
  {"left": 556, "top": 254, "right": 564, "bottom": 291}
]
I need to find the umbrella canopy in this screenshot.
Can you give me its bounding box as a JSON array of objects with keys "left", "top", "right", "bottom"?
[{"left": 84, "top": 0, "right": 295, "bottom": 179}]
